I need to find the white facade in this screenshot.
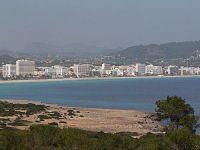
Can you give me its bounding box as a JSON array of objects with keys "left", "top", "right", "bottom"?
[
  {"left": 74, "top": 64, "right": 92, "bottom": 77},
  {"left": 42, "top": 66, "right": 63, "bottom": 78},
  {"left": 135, "top": 63, "right": 146, "bottom": 75},
  {"left": 101, "top": 64, "right": 111, "bottom": 76},
  {"left": 102, "top": 63, "right": 111, "bottom": 70},
  {"left": 145, "top": 64, "right": 163, "bottom": 75},
  {"left": 2, "top": 64, "right": 16, "bottom": 78},
  {"left": 153, "top": 66, "right": 163, "bottom": 75},
  {"left": 127, "top": 65, "right": 136, "bottom": 76},
  {"left": 62, "top": 67, "right": 69, "bottom": 76},
  {"left": 44, "top": 67, "right": 54, "bottom": 76},
  {"left": 180, "top": 66, "right": 200, "bottom": 76},
  {"left": 16, "top": 60, "right": 35, "bottom": 76},
  {"left": 112, "top": 68, "right": 123, "bottom": 76},
  {"left": 167, "top": 65, "right": 179, "bottom": 75},
  {"left": 53, "top": 65, "right": 63, "bottom": 77}
]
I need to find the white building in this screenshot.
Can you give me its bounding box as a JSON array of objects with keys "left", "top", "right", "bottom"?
[
  {"left": 127, "top": 65, "right": 136, "bottom": 76},
  {"left": 154, "top": 66, "right": 163, "bottom": 75},
  {"left": 145, "top": 64, "right": 163, "bottom": 75},
  {"left": 34, "top": 67, "right": 46, "bottom": 76},
  {"left": 180, "top": 66, "right": 200, "bottom": 76},
  {"left": 111, "top": 68, "right": 123, "bottom": 76},
  {"left": 16, "top": 60, "right": 35, "bottom": 76},
  {"left": 42, "top": 66, "right": 63, "bottom": 78},
  {"left": 74, "top": 64, "right": 92, "bottom": 77},
  {"left": 2, "top": 64, "right": 16, "bottom": 78},
  {"left": 101, "top": 64, "right": 112, "bottom": 76},
  {"left": 44, "top": 67, "right": 54, "bottom": 76},
  {"left": 53, "top": 65, "right": 63, "bottom": 77},
  {"left": 135, "top": 63, "right": 146, "bottom": 75},
  {"left": 102, "top": 63, "right": 111, "bottom": 70},
  {"left": 167, "top": 65, "right": 179, "bottom": 75},
  {"left": 62, "top": 67, "right": 70, "bottom": 76}
]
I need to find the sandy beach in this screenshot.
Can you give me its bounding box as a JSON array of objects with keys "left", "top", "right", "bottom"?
[
  {"left": 0, "top": 99, "right": 163, "bottom": 137},
  {"left": 0, "top": 75, "right": 199, "bottom": 84}
]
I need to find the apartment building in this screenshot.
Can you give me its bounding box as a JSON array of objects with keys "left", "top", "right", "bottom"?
[
  {"left": 16, "top": 60, "right": 35, "bottom": 76},
  {"left": 2, "top": 64, "right": 16, "bottom": 78},
  {"left": 74, "top": 64, "right": 92, "bottom": 77}
]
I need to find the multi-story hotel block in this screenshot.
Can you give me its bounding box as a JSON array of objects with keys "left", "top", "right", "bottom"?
[
  {"left": 2, "top": 64, "right": 16, "bottom": 78},
  {"left": 135, "top": 63, "right": 146, "bottom": 75},
  {"left": 16, "top": 60, "right": 35, "bottom": 76},
  {"left": 74, "top": 64, "right": 92, "bottom": 77}
]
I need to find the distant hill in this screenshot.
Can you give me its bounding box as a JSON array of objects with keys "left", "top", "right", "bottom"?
[
  {"left": 113, "top": 41, "right": 200, "bottom": 59},
  {"left": 0, "top": 55, "right": 16, "bottom": 65},
  {"left": 2, "top": 41, "right": 200, "bottom": 60},
  {"left": 18, "top": 42, "right": 113, "bottom": 58},
  {"left": 0, "top": 49, "right": 18, "bottom": 57},
  {"left": 0, "top": 42, "right": 118, "bottom": 59}
]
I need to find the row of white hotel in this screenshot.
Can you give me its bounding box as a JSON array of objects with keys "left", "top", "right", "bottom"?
[{"left": 1, "top": 60, "right": 200, "bottom": 79}]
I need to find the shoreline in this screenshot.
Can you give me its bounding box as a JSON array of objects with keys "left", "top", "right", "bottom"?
[
  {"left": 0, "top": 75, "right": 200, "bottom": 84},
  {"left": 0, "top": 99, "right": 163, "bottom": 136},
  {"left": 0, "top": 99, "right": 152, "bottom": 113}
]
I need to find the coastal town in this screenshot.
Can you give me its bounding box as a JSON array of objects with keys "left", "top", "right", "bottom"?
[
  {"left": 1, "top": 0, "right": 200, "bottom": 149},
  {"left": 1, "top": 59, "right": 200, "bottom": 80}
]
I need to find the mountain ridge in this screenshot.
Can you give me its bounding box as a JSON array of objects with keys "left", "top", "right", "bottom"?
[
  {"left": 0, "top": 42, "right": 118, "bottom": 59},
  {"left": 113, "top": 41, "right": 200, "bottom": 59}
]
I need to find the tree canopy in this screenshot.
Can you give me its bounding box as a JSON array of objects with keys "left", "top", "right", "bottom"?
[
  {"left": 0, "top": 97, "right": 200, "bottom": 149},
  {"left": 155, "top": 96, "right": 199, "bottom": 133}
]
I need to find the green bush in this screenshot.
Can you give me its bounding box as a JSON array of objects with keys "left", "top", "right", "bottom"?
[
  {"left": 38, "top": 114, "right": 51, "bottom": 121},
  {"left": 48, "top": 122, "right": 58, "bottom": 126},
  {"left": 0, "top": 124, "right": 199, "bottom": 150},
  {"left": 8, "top": 119, "right": 31, "bottom": 126}
]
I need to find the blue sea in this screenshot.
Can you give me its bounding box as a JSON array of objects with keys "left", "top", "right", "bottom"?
[{"left": 0, "top": 77, "right": 200, "bottom": 115}]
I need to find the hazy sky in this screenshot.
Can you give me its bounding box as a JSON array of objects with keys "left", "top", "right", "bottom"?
[{"left": 0, "top": 0, "right": 200, "bottom": 50}]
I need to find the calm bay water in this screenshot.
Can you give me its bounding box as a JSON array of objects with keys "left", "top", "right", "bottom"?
[{"left": 0, "top": 77, "right": 200, "bottom": 114}]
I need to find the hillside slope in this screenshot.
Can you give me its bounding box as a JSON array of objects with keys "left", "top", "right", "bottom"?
[{"left": 114, "top": 41, "right": 200, "bottom": 59}]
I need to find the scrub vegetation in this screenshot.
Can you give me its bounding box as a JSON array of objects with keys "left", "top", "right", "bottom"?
[{"left": 0, "top": 96, "right": 199, "bottom": 150}]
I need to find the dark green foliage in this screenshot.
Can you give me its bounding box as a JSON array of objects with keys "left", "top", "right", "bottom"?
[
  {"left": 0, "top": 125, "right": 138, "bottom": 150},
  {"left": 167, "top": 128, "right": 196, "bottom": 150},
  {"left": 25, "top": 103, "right": 47, "bottom": 116},
  {"left": 134, "top": 133, "right": 174, "bottom": 150},
  {"left": 59, "top": 121, "right": 66, "bottom": 123},
  {"left": 0, "top": 128, "right": 25, "bottom": 150},
  {"left": 0, "top": 124, "right": 199, "bottom": 149},
  {"left": 117, "top": 132, "right": 140, "bottom": 137},
  {"left": 38, "top": 112, "right": 62, "bottom": 121},
  {"left": 38, "top": 114, "right": 51, "bottom": 121},
  {"left": 0, "top": 98, "right": 199, "bottom": 149},
  {"left": 0, "top": 101, "right": 47, "bottom": 117},
  {"left": 48, "top": 111, "right": 62, "bottom": 119},
  {"left": 8, "top": 119, "right": 31, "bottom": 126},
  {"left": 0, "top": 121, "right": 6, "bottom": 128},
  {"left": 48, "top": 122, "right": 58, "bottom": 126},
  {"left": 0, "top": 118, "right": 10, "bottom": 122},
  {"left": 68, "top": 109, "right": 76, "bottom": 116},
  {"left": 155, "top": 96, "right": 198, "bottom": 133},
  {"left": 0, "top": 106, "right": 16, "bottom": 117},
  {"left": 25, "top": 125, "right": 60, "bottom": 149},
  {"left": 133, "top": 131, "right": 200, "bottom": 150}
]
